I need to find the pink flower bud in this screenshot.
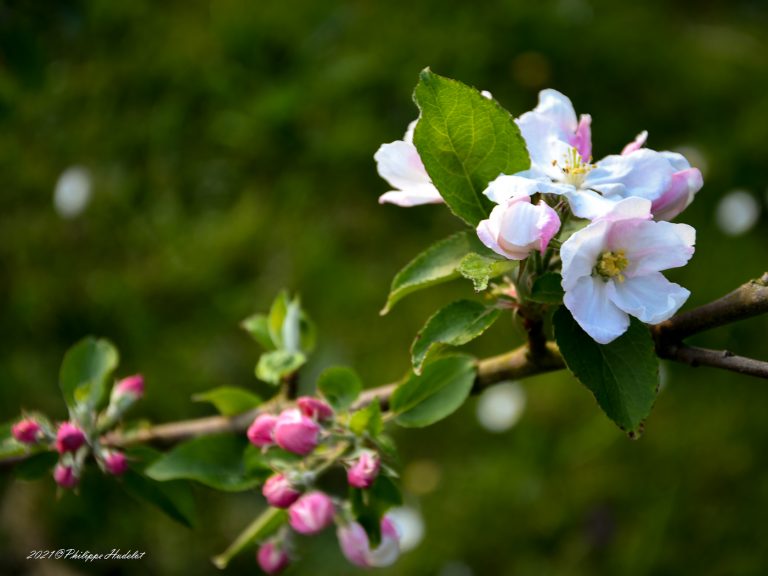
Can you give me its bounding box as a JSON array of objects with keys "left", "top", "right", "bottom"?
[
  {"left": 273, "top": 409, "right": 320, "bottom": 455},
  {"left": 262, "top": 473, "right": 301, "bottom": 508},
  {"left": 247, "top": 414, "right": 278, "bottom": 447},
  {"left": 103, "top": 451, "right": 128, "bottom": 476},
  {"left": 55, "top": 422, "right": 86, "bottom": 454},
  {"left": 257, "top": 541, "right": 290, "bottom": 575},
  {"left": 337, "top": 516, "right": 400, "bottom": 568},
  {"left": 11, "top": 419, "right": 42, "bottom": 444},
  {"left": 115, "top": 374, "right": 144, "bottom": 398},
  {"left": 347, "top": 451, "right": 380, "bottom": 489},
  {"left": 297, "top": 396, "right": 333, "bottom": 421},
  {"left": 53, "top": 464, "right": 79, "bottom": 489},
  {"left": 288, "top": 491, "right": 335, "bottom": 534}
]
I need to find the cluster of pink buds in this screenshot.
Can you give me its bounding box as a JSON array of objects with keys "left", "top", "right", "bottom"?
[
  {"left": 10, "top": 373, "right": 144, "bottom": 490},
  {"left": 246, "top": 395, "right": 396, "bottom": 572}
]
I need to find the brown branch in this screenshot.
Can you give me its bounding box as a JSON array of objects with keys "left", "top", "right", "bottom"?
[{"left": 3, "top": 272, "right": 768, "bottom": 468}]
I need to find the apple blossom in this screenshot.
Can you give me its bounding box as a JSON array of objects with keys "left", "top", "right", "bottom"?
[
  {"left": 337, "top": 516, "right": 401, "bottom": 568},
  {"left": 561, "top": 197, "right": 695, "bottom": 344},
  {"left": 11, "top": 419, "right": 42, "bottom": 444},
  {"left": 55, "top": 422, "right": 86, "bottom": 454},
  {"left": 53, "top": 464, "right": 79, "bottom": 489},
  {"left": 288, "top": 491, "right": 335, "bottom": 534},
  {"left": 297, "top": 396, "right": 333, "bottom": 421},
  {"left": 347, "top": 450, "right": 381, "bottom": 489},
  {"left": 262, "top": 473, "right": 301, "bottom": 508},
  {"left": 102, "top": 450, "right": 128, "bottom": 476},
  {"left": 247, "top": 414, "right": 278, "bottom": 448},
  {"left": 375, "top": 120, "right": 443, "bottom": 207},
  {"left": 477, "top": 182, "right": 560, "bottom": 260},
  {"left": 115, "top": 374, "right": 144, "bottom": 398},
  {"left": 273, "top": 409, "right": 320, "bottom": 455}
]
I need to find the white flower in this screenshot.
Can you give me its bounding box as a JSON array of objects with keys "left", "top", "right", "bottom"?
[
  {"left": 496, "top": 90, "right": 702, "bottom": 222},
  {"left": 560, "top": 197, "right": 695, "bottom": 344},
  {"left": 375, "top": 120, "right": 443, "bottom": 207}
]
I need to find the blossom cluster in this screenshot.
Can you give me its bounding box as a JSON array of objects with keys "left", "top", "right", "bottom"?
[
  {"left": 376, "top": 89, "right": 701, "bottom": 343},
  {"left": 246, "top": 397, "right": 398, "bottom": 574},
  {"left": 10, "top": 375, "right": 144, "bottom": 488}
]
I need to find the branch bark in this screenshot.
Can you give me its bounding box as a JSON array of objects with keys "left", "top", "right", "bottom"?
[{"left": 3, "top": 272, "right": 768, "bottom": 466}]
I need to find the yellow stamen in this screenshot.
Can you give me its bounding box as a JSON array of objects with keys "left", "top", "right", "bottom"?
[{"left": 595, "top": 250, "right": 629, "bottom": 282}]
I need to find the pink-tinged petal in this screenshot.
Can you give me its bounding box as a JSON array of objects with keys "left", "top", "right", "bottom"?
[
  {"left": 288, "top": 491, "right": 335, "bottom": 534},
  {"left": 257, "top": 541, "right": 290, "bottom": 575},
  {"left": 12, "top": 419, "right": 42, "bottom": 444},
  {"left": 103, "top": 451, "right": 128, "bottom": 476},
  {"left": 564, "top": 276, "right": 630, "bottom": 344},
  {"left": 586, "top": 149, "right": 675, "bottom": 204},
  {"left": 247, "top": 414, "right": 278, "bottom": 447},
  {"left": 476, "top": 213, "right": 505, "bottom": 258},
  {"left": 337, "top": 517, "right": 400, "bottom": 568},
  {"left": 367, "top": 517, "right": 401, "bottom": 567},
  {"left": 378, "top": 186, "right": 443, "bottom": 206},
  {"left": 53, "top": 464, "right": 79, "bottom": 489},
  {"left": 560, "top": 219, "right": 611, "bottom": 291},
  {"left": 651, "top": 168, "right": 703, "bottom": 221},
  {"left": 570, "top": 114, "right": 592, "bottom": 162},
  {"left": 347, "top": 451, "right": 381, "bottom": 489},
  {"left": 374, "top": 141, "right": 431, "bottom": 192},
  {"left": 608, "top": 273, "right": 690, "bottom": 324},
  {"left": 273, "top": 409, "right": 320, "bottom": 455},
  {"left": 497, "top": 201, "right": 542, "bottom": 258},
  {"left": 263, "top": 473, "right": 302, "bottom": 508},
  {"left": 297, "top": 397, "right": 334, "bottom": 420},
  {"left": 609, "top": 220, "right": 695, "bottom": 276},
  {"left": 660, "top": 151, "right": 691, "bottom": 171},
  {"left": 532, "top": 89, "right": 579, "bottom": 135},
  {"left": 598, "top": 197, "right": 653, "bottom": 223},
  {"left": 115, "top": 374, "right": 145, "bottom": 398},
  {"left": 536, "top": 201, "right": 561, "bottom": 252},
  {"left": 621, "top": 130, "right": 648, "bottom": 156}
]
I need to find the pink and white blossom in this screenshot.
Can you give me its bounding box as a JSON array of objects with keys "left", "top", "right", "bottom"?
[
  {"left": 262, "top": 473, "right": 301, "bottom": 508},
  {"left": 347, "top": 450, "right": 381, "bottom": 489},
  {"left": 288, "top": 491, "right": 335, "bottom": 534},
  {"left": 55, "top": 422, "right": 86, "bottom": 454},
  {"left": 257, "top": 541, "right": 290, "bottom": 575},
  {"left": 273, "top": 409, "right": 320, "bottom": 455},
  {"left": 561, "top": 197, "right": 695, "bottom": 344},
  {"left": 476, "top": 183, "right": 560, "bottom": 260},
  {"left": 12, "top": 419, "right": 42, "bottom": 444},
  {"left": 247, "top": 414, "right": 278, "bottom": 448},
  {"left": 375, "top": 120, "right": 443, "bottom": 207},
  {"left": 337, "top": 516, "right": 400, "bottom": 568}
]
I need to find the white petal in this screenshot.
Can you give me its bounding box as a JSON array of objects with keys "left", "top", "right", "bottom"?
[
  {"left": 564, "top": 276, "right": 630, "bottom": 344},
  {"left": 608, "top": 273, "right": 690, "bottom": 324},
  {"left": 660, "top": 151, "right": 691, "bottom": 171},
  {"left": 565, "top": 189, "right": 620, "bottom": 220},
  {"left": 607, "top": 219, "right": 695, "bottom": 276},
  {"left": 404, "top": 119, "right": 419, "bottom": 144},
  {"left": 375, "top": 140, "right": 431, "bottom": 192},
  {"left": 517, "top": 114, "right": 575, "bottom": 174},
  {"left": 598, "top": 197, "right": 653, "bottom": 222},
  {"left": 483, "top": 174, "right": 541, "bottom": 204},
  {"left": 532, "top": 89, "right": 578, "bottom": 135},
  {"left": 586, "top": 149, "right": 675, "bottom": 203},
  {"left": 498, "top": 201, "right": 540, "bottom": 256},
  {"left": 560, "top": 219, "right": 610, "bottom": 290},
  {"left": 378, "top": 187, "right": 443, "bottom": 207}
]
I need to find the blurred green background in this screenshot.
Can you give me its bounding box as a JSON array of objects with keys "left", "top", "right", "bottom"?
[{"left": 2, "top": 0, "right": 768, "bottom": 574}]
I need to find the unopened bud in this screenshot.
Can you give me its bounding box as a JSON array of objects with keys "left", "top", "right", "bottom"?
[
  {"left": 103, "top": 450, "right": 128, "bottom": 476},
  {"left": 11, "top": 419, "right": 42, "bottom": 444},
  {"left": 288, "top": 491, "right": 335, "bottom": 534},
  {"left": 53, "top": 464, "right": 79, "bottom": 489},
  {"left": 297, "top": 396, "right": 333, "bottom": 421},
  {"left": 115, "top": 374, "right": 144, "bottom": 399},
  {"left": 262, "top": 473, "right": 301, "bottom": 508},
  {"left": 55, "top": 422, "right": 86, "bottom": 454},
  {"left": 273, "top": 409, "right": 320, "bottom": 455},
  {"left": 247, "top": 414, "right": 278, "bottom": 448},
  {"left": 337, "top": 516, "right": 400, "bottom": 568},
  {"left": 347, "top": 450, "right": 380, "bottom": 489},
  {"left": 257, "top": 541, "right": 290, "bottom": 575}
]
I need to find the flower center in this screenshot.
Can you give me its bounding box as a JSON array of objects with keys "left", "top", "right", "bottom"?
[
  {"left": 552, "top": 147, "right": 594, "bottom": 188},
  {"left": 595, "top": 249, "right": 628, "bottom": 282}
]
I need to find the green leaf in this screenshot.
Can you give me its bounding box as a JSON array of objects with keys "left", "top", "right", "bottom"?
[
  {"left": 240, "top": 314, "right": 275, "bottom": 350},
  {"left": 553, "top": 307, "right": 659, "bottom": 435},
  {"left": 212, "top": 507, "right": 287, "bottom": 570},
  {"left": 59, "top": 337, "right": 119, "bottom": 412},
  {"left": 382, "top": 231, "right": 489, "bottom": 314},
  {"left": 267, "top": 291, "right": 290, "bottom": 349},
  {"left": 413, "top": 68, "right": 530, "bottom": 226},
  {"left": 391, "top": 355, "right": 477, "bottom": 428},
  {"left": 121, "top": 446, "right": 197, "bottom": 528},
  {"left": 411, "top": 300, "right": 501, "bottom": 373},
  {"left": 255, "top": 350, "right": 306, "bottom": 385},
  {"left": 317, "top": 367, "right": 363, "bottom": 411},
  {"left": 529, "top": 273, "right": 565, "bottom": 304},
  {"left": 350, "top": 400, "right": 383, "bottom": 437},
  {"left": 266, "top": 292, "right": 316, "bottom": 354},
  {"left": 192, "top": 387, "right": 262, "bottom": 416},
  {"left": 350, "top": 475, "right": 403, "bottom": 547},
  {"left": 145, "top": 434, "right": 270, "bottom": 491},
  {"left": 458, "top": 252, "right": 517, "bottom": 292}
]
